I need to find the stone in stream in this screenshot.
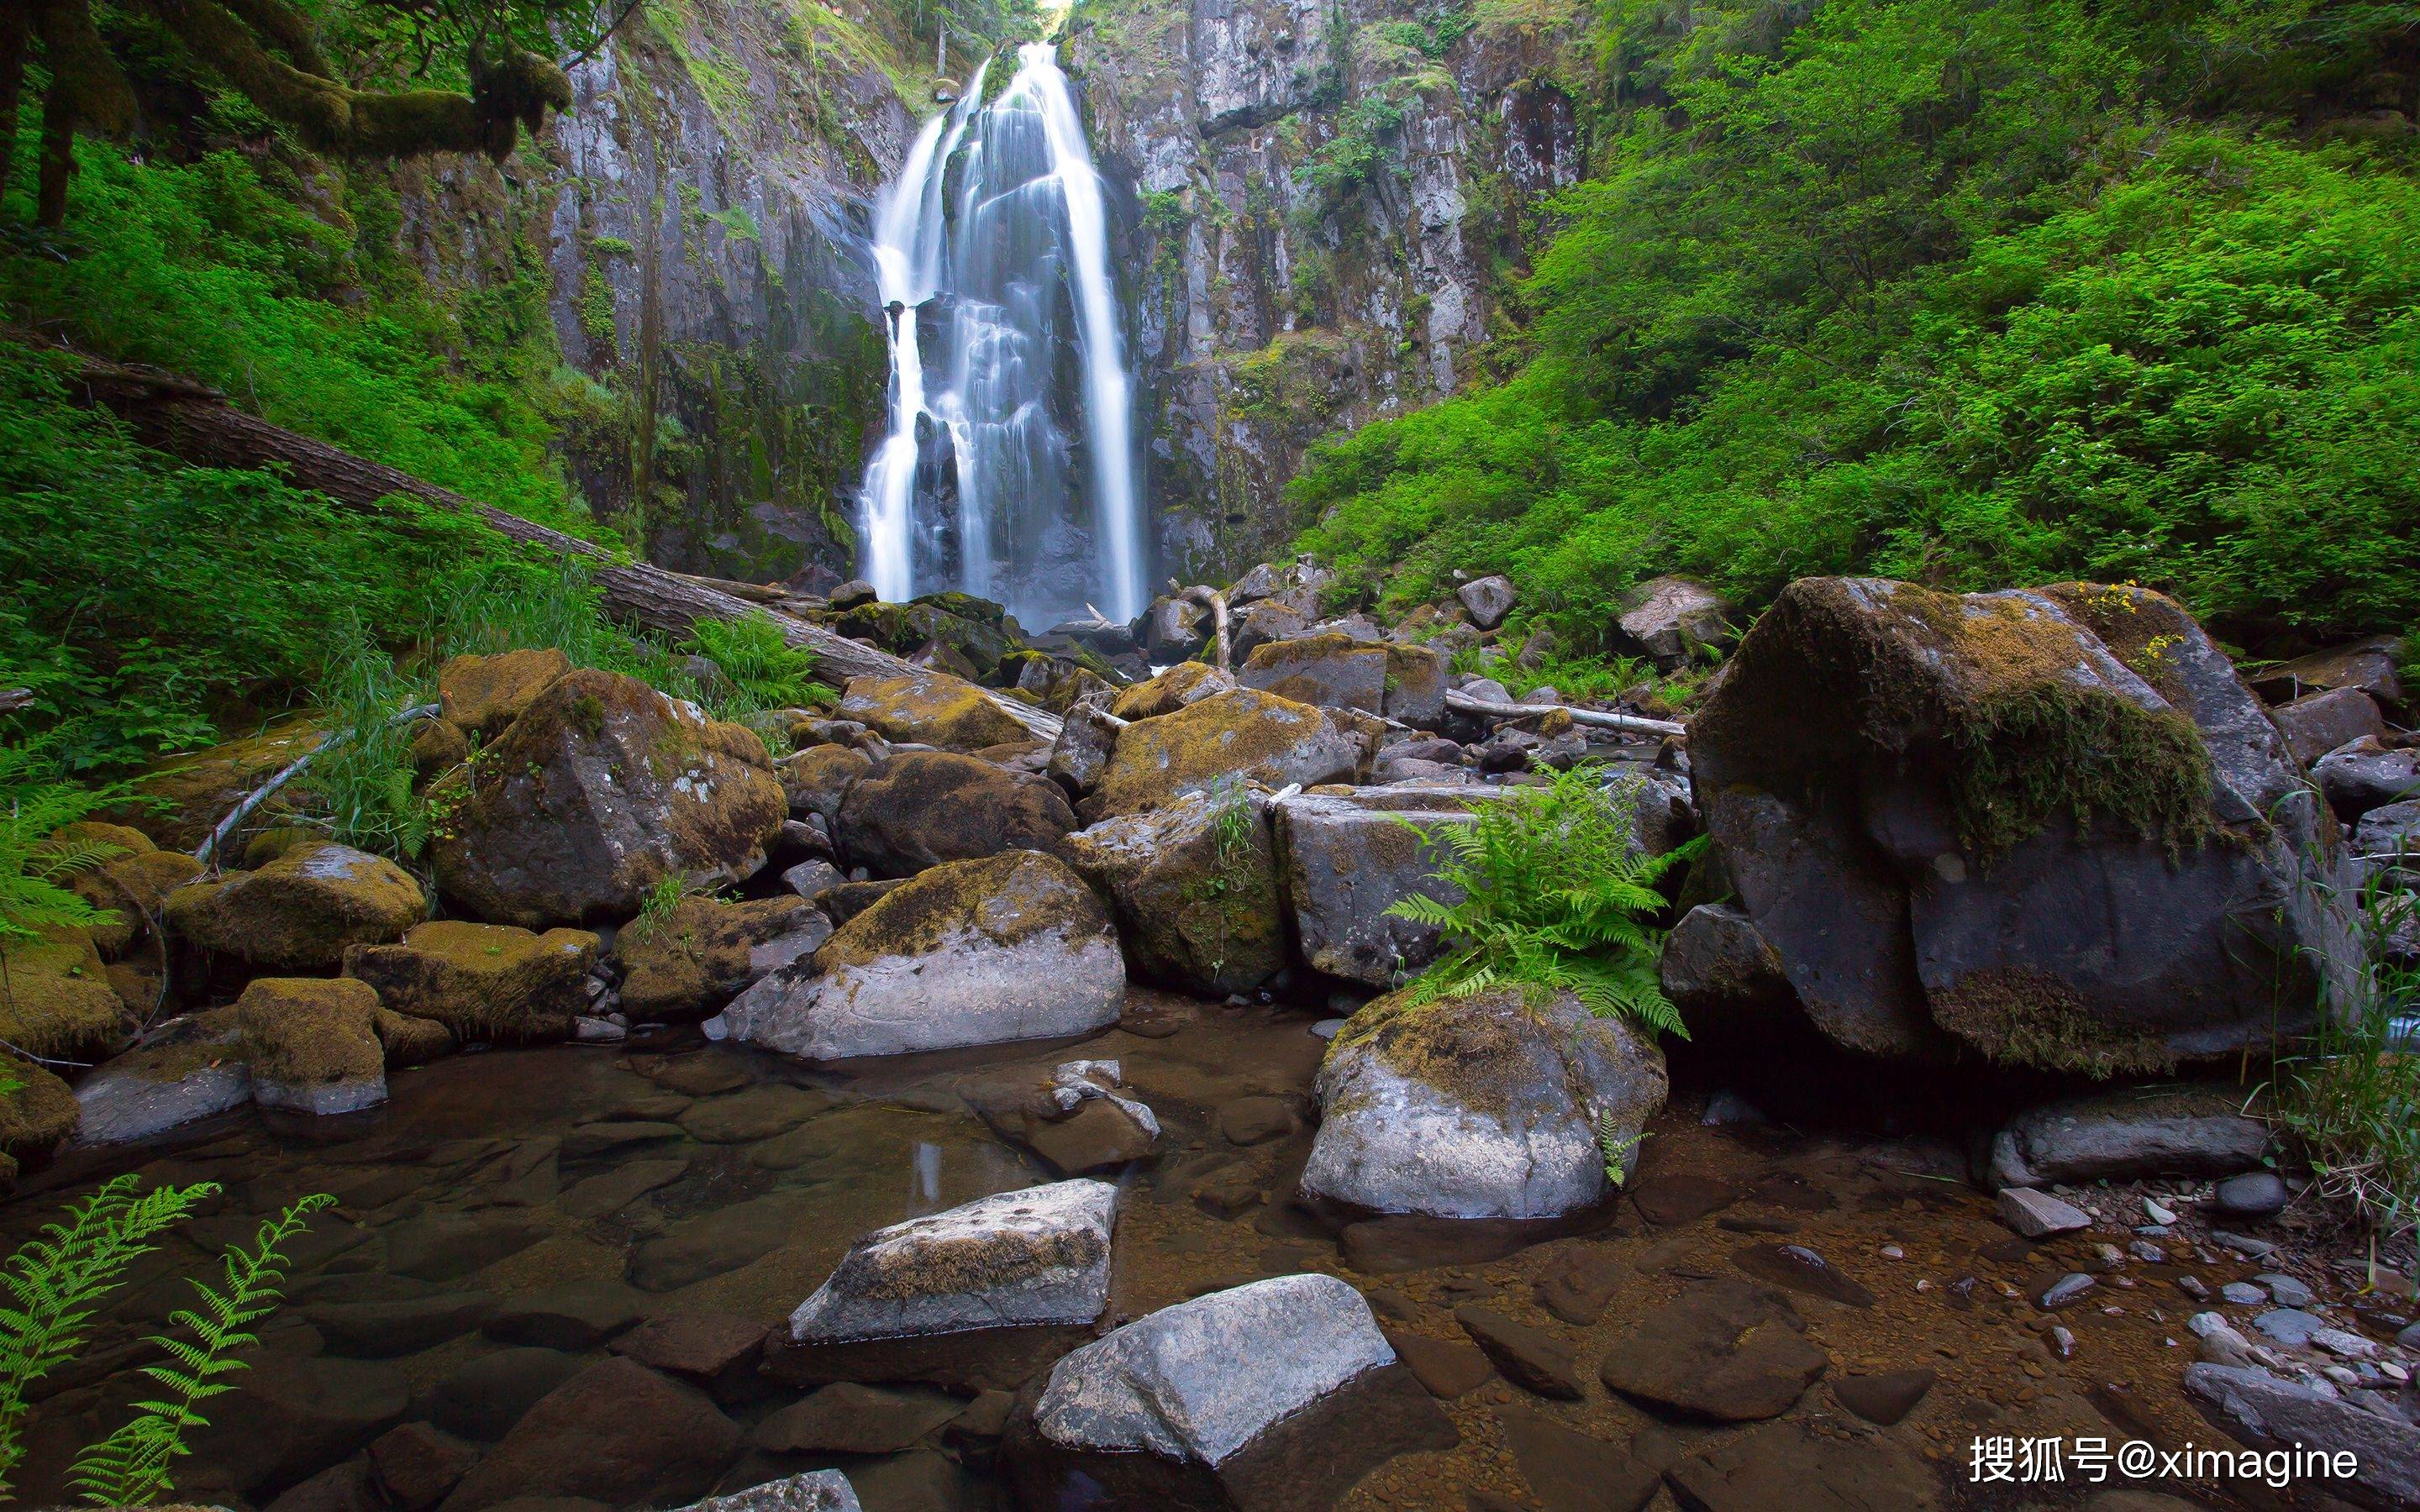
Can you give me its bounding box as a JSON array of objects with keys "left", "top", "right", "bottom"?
[
  {"left": 1302, "top": 984, "right": 1667, "bottom": 1221},
  {"left": 2215, "top": 1169, "right": 2291, "bottom": 1217},
  {"left": 429, "top": 1347, "right": 585, "bottom": 1441},
  {"left": 0, "top": 926, "right": 126, "bottom": 1066},
  {"left": 1658, "top": 903, "right": 1802, "bottom": 1038},
  {"left": 1063, "top": 786, "right": 1288, "bottom": 997},
  {"left": 2273, "top": 686, "right": 2388, "bottom": 766},
  {"left": 1110, "top": 661, "right": 1236, "bottom": 722},
  {"left": 1003, "top": 1273, "right": 1456, "bottom": 1511},
  {"left": 164, "top": 839, "right": 425, "bottom": 971},
  {"left": 1665, "top": 1419, "right": 1941, "bottom": 1511},
  {"left": 2186, "top": 1363, "right": 2420, "bottom": 1508},
  {"left": 0, "top": 1061, "right": 78, "bottom": 1165},
  {"left": 835, "top": 750, "right": 1080, "bottom": 878},
  {"left": 1531, "top": 1240, "right": 1624, "bottom": 1326},
  {"left": 1455, "top": 1306, "right": 1584, "bottom": 1399},
  {"left": 1730, "top": 1243, "right": 1876, "bottom": 1308},
  {"left": 2253, "top": 1308, "right": 2328, "bottom": 1347},
  {"left": 382, "top": 1210, "right": 549, "bottom": 1283},
  {"left": 676, "top": 1083, "right": 828, "bottom": 1142},
  {"left": 71, "top": 1019, "right": 254, "bottom": 1145},
  {"left": 1381, "top": 1327, "right": 1495, "bottom": 1399},
  {"left": 769, "top": 1180, "right": 1117, "bottom": 1391},
  {"left": 1599, "top": 1281, "right": 1828, "bottom": 1421},
  {"left": 2036, "top": 1273, "right": 2098, "bottom": 1310},
  {"left": 434, "top": 1357, "right": 741, "bottom": 1512},
  {"left": 481, "top": 1280, "right": 650, "bottom": 1350},
  {"left": 750, "top": 1383, "right": 963, "bottom": 1454},
  {"left": 1496, "top": 1403, "right": 1662, "bottom": 1512},
  {"left": 627, "top": 1189, "right": 816, "bottom": 1291},
  {"left": 1688, "top": 578, "right": 2356, "bottom": 1071},
  {"left": 305, "top": 1290, "right": 496, "bottom": 1357},
  {"left": 613, "top": 1311, "right": 774, "bottom": 1398},
  {"left": 1986, "top": 1083, "right": 2270, "bottom": 1188},
  {"left": 1831, "top": 1367, "right": 1936, "bottom": 1426},
  {"left": 236, "top": 976, "right": 387, "bottom": 1115},
  {"left": 366, "top": 1421, "right": 480, "bottom": 1512},
  {"left": 960, "top": 1062, "right": 1160, "bottom": 1175},
  {"left": 1044, "top": 694, "right": 1122, "bottom": 798},
  {"left": 1084, "top": 687, "right": 1372, "bottom": 820},
  {"left": 187, "top": 1352, "right": 410, "bottom": 1497},
  {"left": 344, "top": 919, "right": 600, "bottom": 1042},
  {"left": 670, "top": 1470, "right": 864, "bottom": 1512},
  {"left": 1271, "top": 785, "right": 1483, "bottom": 986},
  {"left": 559, "top": 1156, "right": 687, "bottom": 1220},
  {"left": 837, "top": 670, "right": 1030, "bottom": 752},
  {"left": 1996, "top": 1187, "right": 2093, "bottom": 1237},
  {"left": 429, "top": 669, "right": 786, "bottom": 927},
  {"left": 613, "top": 895, "right": 830, "bottom": 1021},
  {"left": 710, "top": 851, "right": 1123, "bottom": 1061},
  {"left": 1629, "top": 1173, "right": 1741, "bottom": 1227}
]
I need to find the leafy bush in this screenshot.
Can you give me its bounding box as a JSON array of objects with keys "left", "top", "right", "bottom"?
[{"left": 1386, "top": 764, "right": 1702, "bottom": 1032}]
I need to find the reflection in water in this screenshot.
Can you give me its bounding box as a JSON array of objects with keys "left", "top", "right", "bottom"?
[{"left": 913, "top": 1139, "right": 944, "bottom": 1212}]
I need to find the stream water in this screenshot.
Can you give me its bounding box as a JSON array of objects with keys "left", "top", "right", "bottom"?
[{"left": 857, "top": 44, "right": 1145, "bottom": 629}]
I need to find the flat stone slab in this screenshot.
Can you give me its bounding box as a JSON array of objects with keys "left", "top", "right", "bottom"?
[
  {"left": 2186, "top": 1363, "right": 2420, "bottom": 1509},
  {"left": 1598, "top": 1281, "right": 1828, "bottom": 1422},
  {"left": 1996, "top": 1187, "right": 2091, "bottom": 1237}
]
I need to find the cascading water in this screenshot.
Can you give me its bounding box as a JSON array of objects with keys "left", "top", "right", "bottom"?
[{"left": 855, "top": 44, "right": 1146, "bottom": 628}]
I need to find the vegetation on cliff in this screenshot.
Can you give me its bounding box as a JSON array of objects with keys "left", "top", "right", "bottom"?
[{"left": 1292, "top": 0, "right": 2420, "bottom": 656}]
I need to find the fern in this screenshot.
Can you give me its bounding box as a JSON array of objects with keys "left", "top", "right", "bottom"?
[
  {"left": 1385, "top": 764, "right": 1703, "bottom": 1035},
  {"left": 0, "top": 1175, "right": 221, "bottom": 1495},
  {"left": 0, "top": 746, "right": 128, "bottom": 949},
  {"left": 68, "top": 1193, "right": 334, "bottom": 1507},
  {"left": 1596, "top": 1110, "right": 1646, "bottom": 1185}
]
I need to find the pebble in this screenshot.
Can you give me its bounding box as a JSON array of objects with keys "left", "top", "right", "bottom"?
[
  {"left": 2385, "top": 1361, "right": 2410, "bottom": 1383},
  {"left": 2176, "top": 1276, "right": 2210, "bottom": 1300},
  {"left": 2252, "top": 1309, "right": 2327, "bottom": 1347},
  {"left": 2092, "top": 1243, "right": 2124, "bottom": 1267},
  {"left": 2135, "top": 1224, "right": 2171, "bottom": 1237},
  {"left": 2221, "top": 1282, "right": 2268, "bottom": 1305},
  {"left": 2312, "top": 1327, "right": 2380, "bottom": 1360},
  {"left": 2324, "top": 1365, "right": 2361, "bottom": 1388},
  {"left": 2048, "top": 1326, "right": 2075, "bottom": 1360},
  {"left": 2129, "top": 1241, "right": 2166, "bottom": 1263},
  {"left": 2254, "top": 1273, "right": 2314, "bottom": 1308},
  {"left": 2039, "top": 1273, "right": 2096, "bottom": 1310},
  {"left": 1998, "top": 1189, "right": 2091, "bottom": 1238},
  {"left": 1700, "top": 1089, "right": 1767, "bottom": 1126},
  {"left": 1879, "top": 1245, "right": 1903, "bottom": 1260},
  {"left": 2212, "top": 1231, "right": 2279, "bottom": 1259},
  {"left": 2144, "top": 1197, "right": 2180, "bottom": 1226},
  {"left": 2214, "top": 1172, "right": 2290, "bottom": 1219},
  {"left": 2398, "top": 1320, "right": 2420, "bottom": 1351}
]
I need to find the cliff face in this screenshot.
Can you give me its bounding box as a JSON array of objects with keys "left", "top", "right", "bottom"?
[
  {"left": 383, "top": 0, "right": 930, "bottom": 581},
  {"left": 1067, "top": 0, "right": 1590, "bottom": 584}
]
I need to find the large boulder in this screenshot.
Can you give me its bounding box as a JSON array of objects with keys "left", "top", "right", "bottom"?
[
  {"left": 1610, "top": 576, "right": 1735, "bottom": 670},
  {"left": 1383, "top": 643, "right": 1449, "bottom": 728},
  {"left": 613, "top": 895, "right": 829, "bottom": 1022},
  {"left": 1109, "top": 661, "right": 1234, "bottom": 722},
  {"left": 72, "top": 1014, "right": 254, "bottom": 1144},
  {"left": 345, "top": 921, "right": 600, "bottom": 1042},
  {"left": 1272, "top": 787, "right": 1481, "bottom": 987},
  {"left": 2185, "top": 1363, "right": 2420, "bottom": 1509},
  {"left": 2249, "top": 633, "right": 2407, "bottom": 711},
  {"left": 0, "top": 927, "right": 125, "bottom": 1063},
  {"left": 124, "top": 717, "right": 324, "bottom": 851},
  {"left": 436, "top": 648, "right": 571, "bottom": 737},
  {"left": 165, "top": 841, "right": 424, "bottom": 971},
  {"left": 671, "top": 1471, "right": 862, "bottom": 1512},
  {"left": 1006, "top": 1274, "right": 1455, "bottom": 1511},
  {"left": 1986, "top": 1084, "right": 2270, "bottom": 1189},
  {"left": 1044, "top": 696, "right": 1123, "bottom": 798},
  {"left": 1238, "top": 634, "right": 1388, "bottom": 716},
  {"left": 836, "top": 752, "right": 1078, "bottom": 879},
  {"left": 1688, "top": 579, "right": 2357, "bottom": 1072},
  {"left": 711, "top": 852, "right": 1123, "bottom": 1060},
  {"left": 237, "top": 976, "right": 387, "bottom": 1114},
  {"left": 1088, "top": 689, "right": 1370, "bottom": 820},
  {"left": 776, "top": 743, "right": 873, "bottom": 826},
  {"left": 1064, "top": 790, "right": 1286, "bottom": 997},
  {"left": 836, "top": 672, "right": 1028, "bottom": 752},
  {"left": 1139, "top": 594, "right": 1211, "bottom": 662},
  {"left": 430, "top": 669, "right": 786, "bottom": 927},
  {"left": 1302, "top": 984, "right": 1668, "bottom": 1220},
  {"left": 1659, "top": 903, "right": 1802, "bottom": 1039},
  {"left": 2271, "top": 687, "right": 2387, "bottom": 767}
]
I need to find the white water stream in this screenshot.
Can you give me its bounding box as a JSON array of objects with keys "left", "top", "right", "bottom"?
[{"left": 855, "top": 44, "right": 1145, "bottom": 628}]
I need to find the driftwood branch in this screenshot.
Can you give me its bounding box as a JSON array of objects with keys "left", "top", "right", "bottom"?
[
  {"left": 194, "top": 701, "right": 440, "bottom": 865},
  {"left": 1444, "top": 690, "right": 1686, "bottom": 741},
  {"left": 44, "top": 343, "right": 1065, "bottom": 744}
]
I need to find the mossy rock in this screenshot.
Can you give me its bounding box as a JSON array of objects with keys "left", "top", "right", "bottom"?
[
  {"left": 1108, "top": 662, "right": 1234, "bottom": 722},
  {"left": 0, "top": 1061, "right": 81, "bottom": 1162},
  {"left": 1238, "top": 633, "right": 1389, "bottom": 715},
  {"left": 165, "top": 840, "right": 426, "bottom": 972},
  {"left": 817, "top": 851, "right": 1107, "bottom": 969},
  {"left": 412, "top": 717, "right": 473, "bottom": 780},
  {"left": 1086, "top": 688, "right": 1370, "bottom": 820},
  {"left": 837, "top": 752, "right": 1079, "bottom": 879},
  {"left": 236, "top": 976, "right": 387, "bottom": 1113},
  {"left": 42, "top": 821, "right": 154, "bottom": 860},
  {"left": 429, "top": 668, "right": 786, "bottom": 927},
  {"left": 123, "top": 717, "right": 326, "bottom": 851},
  {"left": 69, "top": 847, "right": 203, "bottom": 959},
  {"left": 1065, "top": 789, "right": 1286, "bottom": 997},
  {"left": 837, "top": 672, "right": 1030, "bottom": 753},
  {"left": 374, "top": 1008, "right": 457, "bottom": 1068},
  {"left": 814, "top": 599, "right": 1015, "bottom": 681},
  {"left": 777, "top": 743, "right": 874, "bottom": 825},
  {"left": 438, "top": 647, "right": 575, "bottom": 737},
  {"left": 345, "top": 918, "right": 600, "bottom": 1043},
  {"left": 613, "top": 895, "right": 828, "bottom": 1022},
  {"left": 0, "top": 927, "right": 129, "bottom": 1063}
]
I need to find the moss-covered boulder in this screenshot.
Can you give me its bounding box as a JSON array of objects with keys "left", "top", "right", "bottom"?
[
  {"left": 836, "top": 672, "right": 1030, "bottom": 753},
  {"left": 0, "top": 927, "right": 130, "bottom": 1063},
  {"left": 1383, "top": 643, "right": 1450, "bottom": 728},
  {"left": 438, "top": 648, "right": 573, "bottom": 737},
  {"left": 345, "top": 919, "right": 600, "bottom": 1042},
  {"left": 374, "top": 1008, "right": 458, "bottom": 1068},
  {"left": 1238, "top": 633, "right": 1388, "bottom": 715},
  {"left": 836, "top": 753, "right": 1078, "bottom": 879},
  {"left": 777, "top": 743, "right": 873, "bottom": 826},
  {"left": 1107, "top": 662, "right": 1234, "bottom": 722},
  {"left": 1690, "top": 578, "right": 2356, "bottom": 1072},
  {"left": 1086, "top": 689, "right": 1371, "bottom": 820},
  {"left": 0, "top": 1062, "right": 81, "bottom": 1163},
  {"left": 237, "top": 977, "right": 387, "bottom": 1115},
  {"left": 54, "top": 825, "right": 203, "bottom": 959},
  {"left": 1064, "top": 790, "right": 1286, "bottom": 997},
  {"left": 1610, "top": 576, "right": 1736, "bottom": 670},
  {"left": 613, "top": 895, "right": 831, "bottom": 1022},
  {"left": 164, "top": 840, "right": 424, "bottom": 972},
  {"left": 1272, "top": 786, "right": 1486, "bottom": 987},
  {"left": 712, "top": 851, "right": 1123, "bottom": 1060},
  {"left": 1301, "top": 984, "right": 1668, "bottom": 1220},
  {"left": 124, "top": 717, "right": 324, "bottom": 851},
  {"left": 430, "top": 669, "right": 786, "bottom": 927},
  {"left": 813, "top": 596, "right": 1017, "bottom": 682}
]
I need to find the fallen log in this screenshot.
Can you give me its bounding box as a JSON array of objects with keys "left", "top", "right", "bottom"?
[
  {"left": 1444, "top": 690, "right": 1686, "bottom": 741},
  {"left": 49, "top": 344, "right": 1063, "bottom": 743}
]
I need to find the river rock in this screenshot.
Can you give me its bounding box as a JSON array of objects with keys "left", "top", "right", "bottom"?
[
  {"left": 1689, "top": 578, "right": 2356, "bottom": 1071},
  {"left": 1455, "top": 1306, "right": 1583, "bottom": 1399},
  {"left": 1007, "top": 1273, "right": 1455, "bottom": 1510},
  {"left": 1239, "top": 633, "right": 1389, "bottom": 715},
  {"left": 671, "top": 1470, "right": 863, "bottom": 1512},
  {"left": 367, "top": 1421, "right": 479, "bottom": 1512},
  {"left": 1087, "top": 688, "right": 1370, "bottom": 818},
  {"left": 437, "top": 648, "right": 571, "bottom": 737},
  {"left": 961, "top": 1062, "right": 1160, "bottom": 1174},
  {"left": 1106, "top": 662, "right": 1226, "bottom": 722},
  {"left": 1611, "top": 576, "right": 1734, "bottom": 670},
  {"left": 429, "top": 1347, "right": 585, "bottom": 1440},
  {"left": 308, "top": 1289, "right": 497, "bottom": 1357},
  {"left": 481, "top": 1280, "right": 649, "bottom": 1349},
  {"left": 1230, "top": 598, "right": 1313, "bottom": 660},
  {"left": 1272, "top": 785, "right": 1482, "bottom": 986},
  {"left": 1987, "top": 1084, "right": 2270, "bottom": 1188},
  {"left": 836, "top": 751, "right": 1077, "bottom": 877},
  {"left": 72, "top": 1016, "right": 253, "bottom": 1144},
  {"left": 125, "top": 716, "right": 322, "bottom": 850},
  {"left": 1665, "top": 1420, "right": 1940, "bottom": 1512},
  {"left": 752, "top": 1383, "right": 961, "bottom": 1454},
  {"left": 1302, "top": 984, "right": 1667, "bottom": 1220},
  {"left": 613, "top": 895, "right": 829, "bottom": 1021},
  {"left": 384, "top": 1210, "right": 549, "bottom": 1283},
  {"left": 436, "top": 1357, "right": 740, "bottom": 1512},
  {"left": 2355, "top": 800, "right": 2420, "bottom": 885},
  {"left": 627, "top": 1189, "right": 815, "bottom": 1291},
  {"left": 430, "top": 669, "right": 786, "bottom": 927},
  {"left": 2186, "top": 1362, "right": 2420, "bottom": 1508},
  {"left": 345, "top": 920, "right": 599, "bottom": 1042},
  {"left": 1996, "top": 1188, "right": 2092, "bottom": 1237},
  {"left": 1044, "top": 694, "right": 1122, "bottom": 799},
  {"left": 2317, "top": 735, "right": 2420, "bottom": 820},
  {"left": 837, "top": 671, "right": 1028, "bottom": 751},
  {"left": 776, "top": 742, "right": 872, "bottom": 827},
  {"left": 1456, "top": 575, "right": 1517, "bottom": 630},
  {"left": 2216, "top": 1169, "right": 2291, "bottom": 1218},
  {"left": 1139, "top": 594, "right": 1211, "bottom": 662},
  {"left": 2250, "top": 633, "right": 2407, "bottom": 710},
  {"left": 711, "top": 851, "right": 1123, "bottom": 1060},
  {"left": 1065, "top": 787, "right": 1286, "bottom": 995},
  {"left": 2273, "top": 686, "right": 2387, "bottom": 767},
  {"left": 1599, "top": 1280, "right": 1827, "bottom": 1421},
  {"left": 0, "top": 927, "right": 125, "bottom": 1063},
  {"left": 192, "top": 1352, "right": 410, "bottom": 1497},
  {"left": 165, "top": 840, "right": 424, "bottom": 971},
  {"left": 237, "top": 976, "right": 387, "bottom": 1115}
]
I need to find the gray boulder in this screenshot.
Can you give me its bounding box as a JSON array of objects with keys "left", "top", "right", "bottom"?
[
  {"left": 1302, "top": 984, "right": 1668, "bottom": 1220},
  {"left": 1140, "top": 594, "right": 1211, "bottom": 662},
  {"left": 2317, "top": 736, "right": 2420, "bottom": 821},
  {"left": 2185, "top": 1363, "right": 2420, "bottom": 1509},
  {"left": 1064, "top": 790, "right": 1286, "bottom": 997},
  {"left": 835, "top": 751, "right": 1077, "bottom": 878},
  {"left": 1690, "top": 579, "right": 2357, "bottom": 1072},
  {"left": 1239, "top": 633, "right": 1388, "bottom": 715},
  {"left": 1611, "top": 576, "right": 1734, "bottom": 670},
  {"left": 2354, "top": 800, "right": 2420, "bottom": 883},
  {"left": 1272, "top": 786, "right": 1484, "bottom": 987},
  {"left": 1008, "top": 1274, "right": 1455, "bottom": 1511},
  {"left": 1987, "top": 1084, "right": 2270, "bottom": 1189},
  {"left": 74, "top": 1030, "right": 253, "bottom": 1145},
  {"left": 2249, "top": 633, "right": 2407, "bottom": 711},
  {"left": 1381, "top": 644, "right": 1450, "bottom": 728},
  {"left": 1044, "top": 696, "right": 1123, "bottom": 800},
  {"left": 1660, "top": 904, "right": 1802, "bottom": 1038},
  {"left": 2272, "top": 687, "right": 2387, "bottom": 767},
  {"left": 670, "top": 1472, "right": 861, "bottom": 1512},
  {"left": 1455, "top": 575, "right": 1517, "bottom": 631},
  {"left": 712, "top": 852, "right": 1123, "bottom": 1060}
]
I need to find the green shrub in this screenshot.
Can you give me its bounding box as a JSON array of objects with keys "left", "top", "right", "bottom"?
[{"left": 680, "top": 612, "right": 834, "bottom": 723}]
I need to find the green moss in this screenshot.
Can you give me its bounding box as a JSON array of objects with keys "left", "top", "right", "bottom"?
[
  {"left": 579, "top": 267, "right": 618, "bottom": 348},
  {"left": 1949, "top": 677, "right": 2215, "bottom": 862},
  {"left": 1928, "top": 966, "right": 2175, "bottom": 1075}
]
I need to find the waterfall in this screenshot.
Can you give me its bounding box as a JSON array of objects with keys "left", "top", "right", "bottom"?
[{"left": 854, "top": 44, "right": 1147, "bottom": 628}]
